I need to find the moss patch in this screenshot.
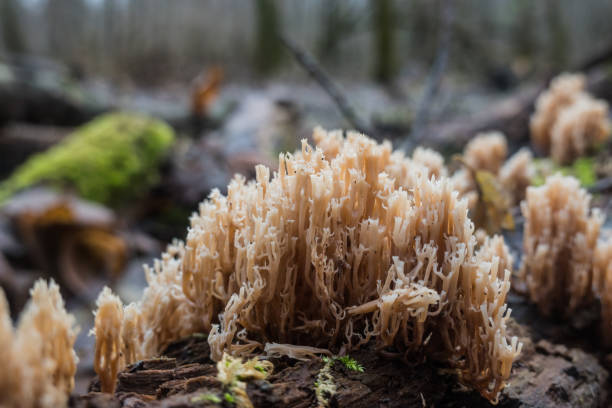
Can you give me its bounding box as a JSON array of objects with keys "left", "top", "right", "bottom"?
[
  {"left": 0, "top": 112, "right": 175, "bottom": 205},
  {"left": 532, "top": 157, "right": 597, "bottom": 188}
]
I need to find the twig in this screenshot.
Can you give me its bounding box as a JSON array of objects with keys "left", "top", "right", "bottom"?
[
  {"left": 576, "top": 42, "right": 612, "bottom": 72},
  {"left": 280, "top": 35, "right": 374, "bottom": 137},
  {"left": 588, "top": 177, "right": 612, "bottom": 194},
  {"left": 402, "top": 0, "right": 454, "bottom": 152}
]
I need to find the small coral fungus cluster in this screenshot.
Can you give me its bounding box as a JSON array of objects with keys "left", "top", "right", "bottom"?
[
  {"left": 0, "top": 280, "right": 79, "bottom": 408},
  {"left": 452, "top": 132, "right": 533, "bottom": 207},
  {"left": 519, "top": 174, "right": 612, "bottom": 343},
  {"left": 530, "top": 73, "right": 611, "bottom": 164},
  {"left": 519, "top": 175, "right": 603, "bottom": 316},
  {"left": 450, "top": 132, "right": 533, "bottom": 232},
  {"left": 92, "top": 128, "right": 521, "bottom": 403},
  {"left": 595, "top": 238, "right": 612, "bottom": 345}
]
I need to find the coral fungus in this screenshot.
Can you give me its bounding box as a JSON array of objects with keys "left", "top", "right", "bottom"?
[
  {"left": 498, "top": 148, "right": 533, "bottom": 204},
  {"left": 451, "top": 132, "right": 532, "bottom": 233},
  {"left": 476, "top": 235, "right": 514, "bottom": 280},
  {"left": 0, "top": 280, "right": 79, "bottom": 408},
  {"left": 411, "top": 146, "right": 448, "bottom": 179},
  {"left": 92, "top": 287, "right": 125, "bottom": 394},
  {"left": 93, "top": 129, "right": 521, "bottom": 402},
  {"left": 463, "top": 131, "right": 508, "bottom": 174},
  {"left": 519, "top": 174, "right": 603, "bottom": 316},
  {"left": 530, "top": 73, "right": 610, "bottom": 164},
  {"left": 550, "top": 95, "right": 611, "bottom": 164},
  {"left": 452, "top": 132, "right": 532, "bottom": 208},
  {"left": 594, "top": 238, "right": 612, "bottom": 346},
  {"left": 530, "top": 73, "right": 586, "bottom": 154}
]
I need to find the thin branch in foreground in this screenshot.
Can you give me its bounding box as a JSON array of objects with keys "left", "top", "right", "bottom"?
[
  {"left": 403, "top": 0, "right": 455, "bottom": 152},
  {"left": 279, "top": 35, "right": 374, "bottom": 137}
]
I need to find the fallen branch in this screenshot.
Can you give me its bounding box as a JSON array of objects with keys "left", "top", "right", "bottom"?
[
  {"left": 422, "top": 44, "right": 612, "bottom": 151},
  {"left": 575, "top": 42, "right": 612, "bottom": 73}
]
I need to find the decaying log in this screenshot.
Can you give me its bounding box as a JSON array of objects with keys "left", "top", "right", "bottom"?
[
  {"left": 421, "top": 43, "right": 612, "bottom": 153},
  {"left": 0, "top": 123, "right": 70, "bottom": 179},
  {"left": 424, "top": 86, "right": 540, "bottom": 152},
  {"left": 0, "top": 82, "right": 100, "bottom": 127},
  {"left": 72, "top": 317, "right": 608, "bottom": 408}
]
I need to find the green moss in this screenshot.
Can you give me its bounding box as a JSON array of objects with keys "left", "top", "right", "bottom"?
[
  {"left": 321, "top": 355, "right": 364, "bottom": 373},
  {"left": 568, "top": 157, "right": 597, "bottom": 187},
  {"left": 531, "top": 157, "right": 597, "bottom": 188},
  {"left": 336, "top": 355, "right": 365, "bottom": 373},
  {"left": 314, "top": 355, "right": 364, "bottom": 407},
  {"left": 0, "top": 112, "right": 175, "bottom": 205},
  {"left": 223, "top": 392, "right": 235, "bottom": 404},
  {"left": 191, "top": 393, "right": 221, "bottom": 404},
  {"left": 316, "top": 356, "right": 337, "bottom": 407}
]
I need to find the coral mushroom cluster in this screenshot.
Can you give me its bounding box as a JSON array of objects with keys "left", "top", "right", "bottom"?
[
  {"left": 463, "top": 131, "right": 508, "bottom": 174},
  {"left": 0, "top": 280, "right": 79, "bottom": 408},
  {"left": 519, "top": 175, "right": 603, "bottom": 316},
  {"left": 93, "top": 129, "right": 521, "bottom": 403},
  {"left": 498, "top": 148, "right": 533, "bottom": 204},
  {"left": 530, "top": 73, "right": 611, "bottom": 164},
  {"left": 91, "top": 242, "right": 199, "bottom": 392},
  {"left": 91, "top": 287, "right": 127, "bottom": 393},
  {"left": 451, "top": 131, "right": 533, "bottom": 212},
  {"left": 594, "top": 238, "right": 612, "bottom": 346}
]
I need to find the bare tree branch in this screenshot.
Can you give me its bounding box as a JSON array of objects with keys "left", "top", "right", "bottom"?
[{"left": 280, "top": 35, "right": 374, "bottom": 137}]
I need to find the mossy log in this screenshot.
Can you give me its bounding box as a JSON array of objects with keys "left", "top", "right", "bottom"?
[{"left": 0, "top": 112, "right": 175, "bottom": 205}]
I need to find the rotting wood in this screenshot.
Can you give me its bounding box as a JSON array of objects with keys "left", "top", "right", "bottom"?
[{"left": 73, "top": 316, "right": 608, "bottom": 408}]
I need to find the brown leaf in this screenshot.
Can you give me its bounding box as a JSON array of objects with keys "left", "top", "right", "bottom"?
[
  {"left": 2, "top": 188, "right": 126, "bottom": 300},
  {"left": 474, "top": 170, "right": 515, "bottom": 233}
]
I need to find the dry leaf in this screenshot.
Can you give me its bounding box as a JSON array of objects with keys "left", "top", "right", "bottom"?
[
  {"left": 454, "top": 155, "right": 514, "bottom": 233},
  {"left": 191, "top": 66, "right": 224, "bottom": 117},
  {"left": 474, "top": 170, "right": 515, "bottom": 233}
]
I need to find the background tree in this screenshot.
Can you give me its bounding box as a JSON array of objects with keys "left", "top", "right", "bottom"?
[
  {"left": 1, "top": 0, "right": 25, "bottom": 54},
  {"left": 371, "top": 0, "right": 397, "bottom": 84},
  {"left": 253, "top": 0, "right": 284, "bottom": 76}
]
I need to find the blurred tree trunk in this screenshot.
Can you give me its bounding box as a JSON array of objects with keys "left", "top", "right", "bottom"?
[
  {"left": 102, "top": 0, "right": 121, "bottom": 76},
  {"left": 512, "top": 0, "right": 536, "bottom": 60},
  {"left": 316, "top": 0, "right": 354, "bottom": 63},
  {"left": 253, "top": 0, "right": 283, "bottom": 76},
  {"left": 371, "top": 0, "right": 397, "bottom": 84},
  {"left": 407, "top": 0, "right": 435, "bottom": 62},
  {"left": 46, "top": 0, "right": 88, "bottom": 70},
  {"left": 1, "top": 0, "right": 25, "bottom": 54},
  {"left": 546, "top": 0, "right": 568, "bottom": 69}
]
